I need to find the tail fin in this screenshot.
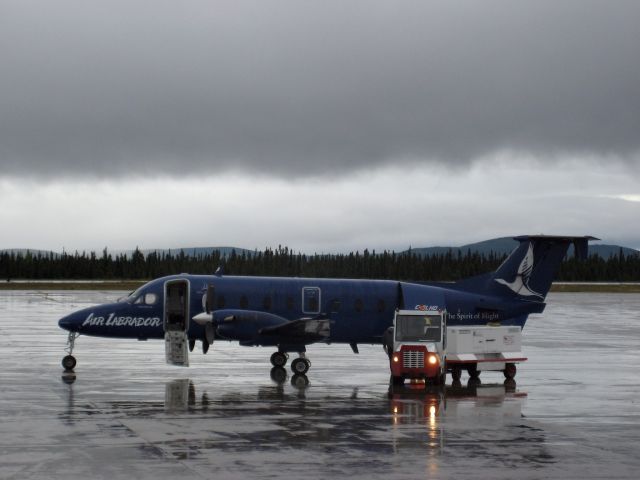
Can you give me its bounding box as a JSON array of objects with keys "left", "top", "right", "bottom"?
[{"left": 458, "top": 235, "right": 598, "bottom": 299}]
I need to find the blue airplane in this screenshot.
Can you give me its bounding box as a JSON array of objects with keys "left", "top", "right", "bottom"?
[{"left": 58, "top": 235, "right": 595, "bottom": 375}]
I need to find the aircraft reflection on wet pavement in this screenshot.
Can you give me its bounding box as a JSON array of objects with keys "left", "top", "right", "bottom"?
[{"left": 59, "top": 373, "right": 546, "bottom": 470}]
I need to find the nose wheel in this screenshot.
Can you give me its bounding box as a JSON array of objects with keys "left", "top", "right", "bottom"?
[
  {"left": 62, "top": 355, "right": 76, "bottom": 371},
  {"left": 62, "top": 332, "right": 79, "bottom": 372}
]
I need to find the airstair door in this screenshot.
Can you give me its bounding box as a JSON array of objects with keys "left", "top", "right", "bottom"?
[{"left": 164, "top": 279, "right": 190, "bottom": 367}]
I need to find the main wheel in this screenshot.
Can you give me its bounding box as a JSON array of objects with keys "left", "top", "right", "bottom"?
[
  {"left": 62, "top": 355, "right": 76, "bottom": 371},
  {"left": 504, "top": 363, "right": 517, "bottom": 379},
  {"left": 270, "top": 351, "right": 288, "bottom": 368},
  {"left": 451, "top": 366, "right": 462, "bottom": 381},
  {"left": 291, "top": 357, "right": 310, "bottom": 375}
]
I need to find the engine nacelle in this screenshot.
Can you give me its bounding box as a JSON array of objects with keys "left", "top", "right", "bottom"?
[{"left": 213, "top": 309, "right": 289, "bottom": 341}]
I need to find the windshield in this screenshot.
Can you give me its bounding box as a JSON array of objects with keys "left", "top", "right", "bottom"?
[
  {"left": 395, "top": 314, "right": 442, "bottom": 342},
  {"left": 118, "top": 286, "right": 146, "bottom": 303},
  {"left": 118, "top": 285, "right": 158, "bottom": 305}
]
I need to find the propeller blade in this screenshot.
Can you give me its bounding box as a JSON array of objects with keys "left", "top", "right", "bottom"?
[
  {"left": 205, "top": 284, "right": 215, "bottom": 314},
  {"left": 205, "top": 323, "right": 215, "bottom": 344}
]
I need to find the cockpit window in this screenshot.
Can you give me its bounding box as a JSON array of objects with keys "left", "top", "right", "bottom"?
[
  {"left": 118, "top": 288, "right": 142, "bottom": 303},
  {"left": 132, "top": 292, "right": 158, "bottom": 305},
  {"left": 121, "top": 286, "right": 158, "bottom": 305},
  {"left": 125, "top": 287, "right": 144, "bottom": 302},
  {"left": 143, "top": 293, "right": 158, "bottom": 305}
]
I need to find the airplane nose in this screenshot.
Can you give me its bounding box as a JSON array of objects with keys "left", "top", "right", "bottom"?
[{"left": 58, "top": 314, "right": 80, "bottom": 332}]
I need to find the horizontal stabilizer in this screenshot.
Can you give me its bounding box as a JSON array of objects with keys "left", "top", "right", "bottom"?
[{"left": 513, "top": 235, "right": 598, "bottom": 261}]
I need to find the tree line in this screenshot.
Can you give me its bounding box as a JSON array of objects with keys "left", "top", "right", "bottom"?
[{"left": 1, "top": 246, "right": 638, "bottom": 282}]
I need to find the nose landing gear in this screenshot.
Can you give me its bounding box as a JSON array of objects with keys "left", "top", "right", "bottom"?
[{"left": 62, "top": 332, "right": 79, "bottom": 371}]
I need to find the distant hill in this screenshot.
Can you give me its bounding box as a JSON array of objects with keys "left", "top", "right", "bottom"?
[
  {"left": 140, "top": 246, "right": 254, "bottom": 258},
  {"left": 3, "top": 240, "right": 637, "bottom": 260},
  {"left": 0, "top": 247, "right": 253, "bottom": 258},
  {"left": 0, "top": 249, "right": 61, "bottom": 258},
  {"left": 588, "top": 244, "right": 640, "bottom": 258},
  {"left": 409, "top": 237, "right": 639, "bottom": 259}
]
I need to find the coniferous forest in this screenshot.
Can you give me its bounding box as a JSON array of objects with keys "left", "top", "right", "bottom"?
[{"left": 1, "top": 246, "right": 638, "bottom": 282}]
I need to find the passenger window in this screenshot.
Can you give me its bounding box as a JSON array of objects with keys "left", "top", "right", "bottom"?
[
  {"left": 263, "top": 296, "right": 272, "bottom": 310},
  {"left": 286, "top": 296, "right": 294, "bottom": 311},
  {"left": 217, "top": 295, "right": 225, "bottom": 309},
  {"left": 330, "top": 299, "right": 341, "bottom": 313},
  {"left": 240, "top": 295, "right": 248, "bottom": 309},
  {"left": 355, "top": 298, "right": 363, "bottom": 312},
  {"left": 376, "top": 299, "right": 385, "bottom": 313}
]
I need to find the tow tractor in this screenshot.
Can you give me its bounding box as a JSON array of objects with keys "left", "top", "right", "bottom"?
[{"left": 385, "top": 309, "right": 527, "bottom": 386}]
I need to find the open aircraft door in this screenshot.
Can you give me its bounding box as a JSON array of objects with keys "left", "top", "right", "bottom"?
[{"left": 164, "top": 279, "right": 190, "bottom": 366}]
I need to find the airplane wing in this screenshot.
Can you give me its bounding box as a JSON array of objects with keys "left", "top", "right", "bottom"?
[
  {"left": 259, "top": 318, "right": 331, "bottom": 343},
  {"left": 193, "top": 309, "right": 330, "bottom": 345}
]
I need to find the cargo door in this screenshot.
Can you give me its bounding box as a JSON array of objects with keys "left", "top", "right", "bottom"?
[{"left": 164, "top": 279, "right": 190, "bottom": 366}]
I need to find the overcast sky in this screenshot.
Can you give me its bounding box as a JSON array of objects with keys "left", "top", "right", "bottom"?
[{"left": 1, "top": 1, "right": 639, "bottom": 252}]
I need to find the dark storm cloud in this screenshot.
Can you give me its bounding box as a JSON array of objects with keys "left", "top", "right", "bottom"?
[{"left": 1, "top": 0, "right": 639, "bottom": 178}]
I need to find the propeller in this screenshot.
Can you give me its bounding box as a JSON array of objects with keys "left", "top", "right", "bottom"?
[
  {"left": 205, "top": 284, "right": 215, "bottom": 314},
  {"left": 194, "top": 283, "right": 216, "bottom": 325},
  {"left": 193, "top": 284, "right": 217, "bottom": 354}
]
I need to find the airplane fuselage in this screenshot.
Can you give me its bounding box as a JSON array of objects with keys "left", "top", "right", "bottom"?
[{"left": 60, "top": 274, "right": 544, "bottom": 348}]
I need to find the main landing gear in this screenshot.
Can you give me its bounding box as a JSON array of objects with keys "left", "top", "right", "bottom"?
[
  {"left": 270, "top": 350, "right": 311, "bottom": 375},
  {"left": 62, "top": 332, "right": 79, "bottom": 372},
  {"left": 291, "top": 356, "right": 311, "bottom": 375}
]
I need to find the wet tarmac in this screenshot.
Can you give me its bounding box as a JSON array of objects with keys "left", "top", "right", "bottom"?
[{"left": 1, "top": 291, "right": 639, "bottom": 479}]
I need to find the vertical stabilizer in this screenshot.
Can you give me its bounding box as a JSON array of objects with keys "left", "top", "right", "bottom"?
[{"left": 457, "top": 235, "right": 597, "bottom": 300}]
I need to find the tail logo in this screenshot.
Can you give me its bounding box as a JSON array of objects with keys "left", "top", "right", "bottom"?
[{"left": 494, "top": 243, "right": 543, "bottom": 299}]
